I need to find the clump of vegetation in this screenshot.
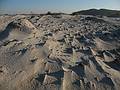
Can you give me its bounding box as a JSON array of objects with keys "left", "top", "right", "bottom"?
[
  {"left": 69, "top": 48, "right": 77, "bottom": 67},
  {"left": 45, "top": 11, "right": 65, "bottom": 15},
  {"left": 62, "top": 48, "right": 78, "bottom": 71}
]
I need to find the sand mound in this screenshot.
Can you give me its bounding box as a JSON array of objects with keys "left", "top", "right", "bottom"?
[{"left": 0, "top": 18, "right": 38, "bottom": 41}]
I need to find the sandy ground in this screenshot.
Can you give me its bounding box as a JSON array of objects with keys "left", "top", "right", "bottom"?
[{"left": 0, "top": 14, "right": 120, "bottom": 90}]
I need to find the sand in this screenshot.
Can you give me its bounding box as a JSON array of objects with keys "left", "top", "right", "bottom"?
[{"left": 0, "top": 14, "right": 120, "bottom": 90}]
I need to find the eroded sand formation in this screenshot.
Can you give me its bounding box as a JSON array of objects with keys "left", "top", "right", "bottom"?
[{"left": 0, "top": 14, "right": 120, "bottom": 90}]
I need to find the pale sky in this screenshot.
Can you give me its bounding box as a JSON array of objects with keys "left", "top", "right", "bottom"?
[{"left": 0, "top": 0, "right": 120, "bottom": 14}]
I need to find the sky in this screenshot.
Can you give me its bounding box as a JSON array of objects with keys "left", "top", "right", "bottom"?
[{"left": 0, "top": 0, "right": 120, "bottom": 14}]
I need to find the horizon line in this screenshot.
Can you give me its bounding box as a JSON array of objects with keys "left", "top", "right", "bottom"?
[{"left": 0, "top": 8, "right": 120, "bottom": 15}]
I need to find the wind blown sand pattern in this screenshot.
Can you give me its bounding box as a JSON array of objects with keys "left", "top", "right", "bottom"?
[{"left": 0, "top": 14, "right": 120, "bottom": 90}]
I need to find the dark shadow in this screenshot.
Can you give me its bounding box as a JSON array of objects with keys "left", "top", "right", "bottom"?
[
  {"left": 73, "top": 80, "right": 80, "bottom": 86},
  {"left": 99, "top": 77, "right": 114, "bottom": 86},
  {"left": 0, "top": 25, "right": 11, "bottom": 41},
  {"left": 105, "top": 60, "right": 120, "bottom": 71},
  {"left": 20, "top": 48, "right": 27, "bottom": 55},
  {"left": 48, "top": 70, "right": 64, "bottom": 85},
  {"left": 35, "top": 74, "right": 45, "bottom": 84},
  {"left": 48, "top": 70, "right": 64, "bottom": 79},
  {"left": 35, "top": 43, "right": 45, "bottom": 47},
  {"left": 71, "top": 64, "right": 85, "bottom": 78},
  {"left": 63, "top": 48, "right": 72, "bottom": 54}
]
